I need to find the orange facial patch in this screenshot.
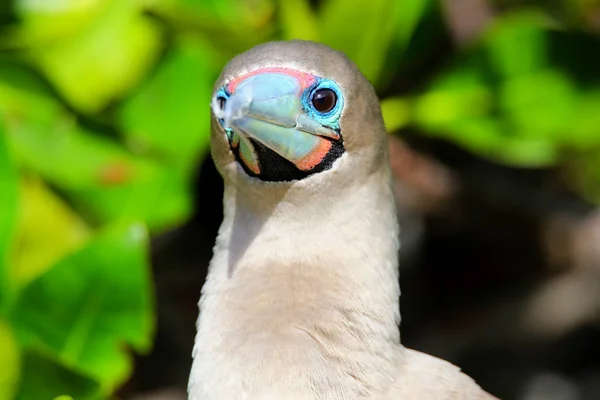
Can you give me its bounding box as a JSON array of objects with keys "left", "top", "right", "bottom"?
[{"left": 295, "top": 137, "right": 333, "bottom": 171}]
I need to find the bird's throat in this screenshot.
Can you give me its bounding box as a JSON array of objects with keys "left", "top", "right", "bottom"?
[
  {"left": 190, "top": 167, "right": 402, "bottom": 398},
  {"left": 230, "top": 134, "right": 345, "bottom": 182}
]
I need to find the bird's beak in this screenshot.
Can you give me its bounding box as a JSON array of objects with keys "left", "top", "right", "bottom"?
[{"left": 212, "top": 70, "right": 340, "bottom": 175}]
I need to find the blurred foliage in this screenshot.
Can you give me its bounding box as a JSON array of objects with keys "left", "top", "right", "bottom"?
[
  {"left": 406, "top": 13, "right": 600, "bottom": 166},
  {"left": 1, "top": 0, "right": 600, "bottom": 398},
  {"left": 492, "top": 0, "right": 600, "bottom": 30}
]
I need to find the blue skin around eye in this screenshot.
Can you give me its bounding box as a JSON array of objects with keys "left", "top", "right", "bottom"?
[
  {"left": 215, "top": 88, "right": 234, "bottom": 139},
  {"left": 301, "top": 78, "right": 344, "bottom": 132}
]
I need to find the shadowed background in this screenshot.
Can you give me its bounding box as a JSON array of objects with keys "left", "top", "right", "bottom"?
[{"left": 1, "top": 0, "right": 600, "bottom": 399}]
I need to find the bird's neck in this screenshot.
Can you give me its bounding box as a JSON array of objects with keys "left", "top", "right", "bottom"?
[
  {"left": 191, "top": 163, "right": 401, "bottom": 397},
  {"left": 212, "top": 162, "right": 400, "bottom": 325}
]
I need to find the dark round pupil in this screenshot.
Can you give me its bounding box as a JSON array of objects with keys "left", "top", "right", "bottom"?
[
  {"left": 311, "top": 88, "right": 337, "bottom": 113},
  {"left": 217, "top": 96, "right": 227, "bottom": 110}
]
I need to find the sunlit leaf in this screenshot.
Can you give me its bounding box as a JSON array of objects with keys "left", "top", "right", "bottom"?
[
  {"left": 410, "top": 11, "right": 600, "bottom": 168},
  {"left": 119, "top": 37, "right": 215, "bottom": 167},
  {"left": 318, "top": 0, "right": 431, "bottom": 84},
  {"left": 8, "top": 111, "right": 192, "bottom": 231},
  {"left": 279, "top": 0, "right": 319, "bottom": 41},
  {"left": 380, "top": 97, "right": 411, "bottom": 133},
  {"left": 11, "top": 222, "right": 154, "bottom": 389},
  {"left": 0, "top": 318, "right": 20, "bottom": 400},
  {"left": 414, "top": 68, "right": 492, "bottom": 128},
  {"left": 499, "top": 69, "right": 576, "bottom": 138},
  {"left": 0, "top": 62, "right": 63, "bottom": 127},
  {"left": 177, "top": 0, "right": 275, "bottom": 30},
  {"left": 74, "top": 163, "right": 192, "bottom": 232},
  {"left": 17, "top": 350, "right": 100, "bottom": 400},
  {"left": 10, "top": 115, "right": 155, "bottom": 189},
  {"left": 11, "top": 178, "right": 91, "bottom": 289},
  {"left": 440, "top": 118, "right": 559, "bottom": 167},
  {"left": 0, "top": 117, "right": 18, "bottom": 310},
  {"left": 568, "top": 90, "right": 600, "bottom": 148},
  {"left": 413, "top": 60, "right": 561, "bottom": 167},
  {"left": 0, "top": 61, "right": 192, "bottom": 231},
  {"left": 4, "top": 0, "right": 109, "bottom": 48},
  {"left": 29, "top": 0, "right": 162, "bottom": 113},
  {"left": 149, "top": 0, "right": 275, "bottom": 58},
  {"left": 485, "top": 12, "right": 551, "bottom": 78}
]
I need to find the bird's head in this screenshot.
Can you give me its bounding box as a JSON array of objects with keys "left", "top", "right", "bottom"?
[{"left": 210, "top": 40, "right": 388, "bottom": 189}]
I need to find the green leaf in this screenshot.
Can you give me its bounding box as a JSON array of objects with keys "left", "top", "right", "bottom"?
[
  {"left": 74, "top": 164, "right": 192, "bottom": 232},
  {"left": 414, "top": 68, "right": 492, "bottom": 128},
  {"left": 499, "top": 69, "right": 576, "bottom": 138},
  {"left": 485, "top": 12, "right": 551, "bottom": 79},
  {"left": 0, "top": 319, "right": 21, "bottom": 400},
  {"left": 279, "top": 0, "right": 319, "bottom": 41},
  {"left": 29, "top": 0, "right": 162, "bottom": 113},
  {"left": 380, "top": 97, "right": 411, "bottom": 132},
  {"left": 11, "top": 178, "right": 91, "bottom": 289},
  {"left": 4, "top": 0, "right": 109, "bottom": 48},
  {"left": 149, "top": 0, "right": 275, "bottom": 59},
  {"left": 17, "top": 350, "right": 100, "bottom": 400},
  {"left": 568, "top": 90, "right": 600, "bottom": 149},
  {"left": 0, "top": 62, "right": 63, "bottom": 129},
  {"left": 0, "top": 118, "right": 18, "bottom": 311},
  {"left": 0, "top": 61, "right": 192, "bottom": 231},
  {"left": 177, "top": 0, "right": 275, "bottom": 31},
  {"left": 119, "top": 37, "right": 215, "bottom": 167},
  {"left": 8, "top": 113, "right": 151, "bottom": 188},
  {"left": 318, "top": 0, "right": 431, "bottom": 84},
  {"left": 10, "top": 222, "right": 154, "bottom": 390},
  {"left": 410, "top": 12, "right": 589, "bottom": 168},
  {"left": 9, "top": 114, "right": 192, "bottom": 231},
  {"left": 439, "top": 118, "right": 559, "bottom": 167}
]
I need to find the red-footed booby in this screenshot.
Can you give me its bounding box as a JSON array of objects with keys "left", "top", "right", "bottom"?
[{"left": 189, "top": 40, "right": 498, "bottom": 400}]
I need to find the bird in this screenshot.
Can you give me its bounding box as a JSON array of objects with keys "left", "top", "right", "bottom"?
[{"left": 188, "top": 40, "right": 498, "bottom": 400}]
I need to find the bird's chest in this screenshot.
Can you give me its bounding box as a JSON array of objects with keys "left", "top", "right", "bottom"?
[
  {"left": 189, "top": 268, "right": 394, "bottom": 399},
  {"left": 190, "top": 327, "right": 364, "bottom": 400},
  {"left": 189, "top": 294, "right": 379, "bottom": 400}
]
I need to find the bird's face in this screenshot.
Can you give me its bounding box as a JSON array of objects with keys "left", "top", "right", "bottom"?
[
  {"left": 212, "top": 67, "right": 345, "bottom": 182},
  {"left": 210, "top": 41, "right": 387, "bottom": 189}
]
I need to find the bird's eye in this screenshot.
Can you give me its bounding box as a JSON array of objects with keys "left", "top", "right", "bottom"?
[
  {"left": 217, "top": 96, "right": 227, "bottom": 111},
  {"left": 311, "top": 88, "right": 337, "bottom": 113}
]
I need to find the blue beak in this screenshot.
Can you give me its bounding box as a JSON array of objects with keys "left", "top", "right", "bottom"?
[{"left": 213, "top": 72, "right": 339, "bottom": 175}]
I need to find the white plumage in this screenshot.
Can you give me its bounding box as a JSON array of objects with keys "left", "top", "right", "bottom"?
[{"left": 189, "top": 40, "right": 498, "bottom": 400}]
